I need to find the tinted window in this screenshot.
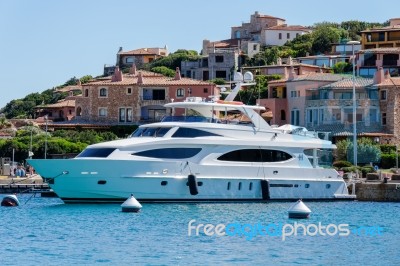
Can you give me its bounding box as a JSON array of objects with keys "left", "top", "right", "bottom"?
[
  {"left": 77, "top": 148, "right": 116, "bottom": 158},
  {"left": 133, "top": 148, "right": 202, "bottom": 159},
  {"left": 218, "top": 149, "right": 292, "bottom": 162},
  {"left": 130, "top": 127, "right": 171, "bottom": 137},
  {"left": 172, "top": 128, "right": 221, "bottom": 138}
]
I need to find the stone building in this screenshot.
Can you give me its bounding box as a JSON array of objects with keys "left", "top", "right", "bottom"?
[
  {"left": 374, "top": 67, "right": 400, "bottom": 144},
  {"left": 231, "top": 11, "right": 286, "bottom": 43},
  {"left": 181, "top": 47, "right": 240, "bottom": 81},
  {"left": 76, "top": 65, "right": 216, "bottom": 124}
]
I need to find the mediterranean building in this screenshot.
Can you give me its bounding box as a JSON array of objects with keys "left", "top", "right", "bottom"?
[
  {"left": 104, "top": 46, "right": 169, "bottom": 76},
  {"left": 374, "top": 67, "right": 400, "bottom": 144},
  {"left": 358, "top": 18, "right": 400, "bottom": 77},
  {"left": 76, "top": 65, "right": 216, "bottom": 124},
  {"left": 181, "top": 47, "right": 240, "bottom": 81},
  {"left": 259, "top": 71, "right": 346, "bottom": 126},
  {"left": 263, "top": 25, "right": 311, "bottom": 46},
  {"left": 231, "top": 11, "right": 286, "bottom": 43}
]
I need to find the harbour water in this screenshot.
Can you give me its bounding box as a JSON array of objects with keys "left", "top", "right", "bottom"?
[{"left": 1, "top": 195, "right": 399, "bottom": 265}]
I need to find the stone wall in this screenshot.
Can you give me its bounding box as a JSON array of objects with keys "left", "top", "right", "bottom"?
[{"left": 355, "top": 182, "right": 400, "bottom": 201}]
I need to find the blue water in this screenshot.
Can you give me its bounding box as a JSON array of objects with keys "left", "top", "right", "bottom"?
[{"left": 0, "top": 195, "right": 399, "bottom": 266}]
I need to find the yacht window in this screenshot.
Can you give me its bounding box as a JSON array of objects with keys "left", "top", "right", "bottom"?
[
  {"left": 172, "top": 128, "right": 221, "bottom": 138},
  {"left": 76, "top": 148, "right": 116, "bottom": 158},
  {"left": 218, "top": 149, "right": 292, "bottom": 162},
  {"left": 131, "top": 127, "right": 171, "bottom": 137},
  {"left": 132, "top": 148, "right": 202, "bottom": 159},
  {"left": 155, "top": 127, "right": 170, "bottom": 137}
]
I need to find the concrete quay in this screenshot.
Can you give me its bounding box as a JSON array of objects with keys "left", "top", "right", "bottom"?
[
  {"left": 348, "top": 179, "right": 400, "bottom": 202},
  {"left": 0, "top": 175, "right": 50, "bottom": 194}
]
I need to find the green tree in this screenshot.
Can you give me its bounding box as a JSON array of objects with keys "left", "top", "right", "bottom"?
[
  {"left": 311, "top": 25, "right": 344, "bottom": 54},
  {"left": 151, "top": 66, "right": 175, "bottom": 77},
  {"left": 332, "top": 62, "right": 352, "bottom": 74},
  {"left": 347, "top": 138, "right": 381, "bottom": 164}
]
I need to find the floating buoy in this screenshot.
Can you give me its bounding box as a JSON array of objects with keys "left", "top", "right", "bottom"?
[
  {"left": 288, "top": 199, "right": 311, "bottom": 219},
  {"left": 121, "top": 194, "right": 142, "bottom": 213},
  {"left": 1, "top": 194, "right": 20, "bottom": 207}
]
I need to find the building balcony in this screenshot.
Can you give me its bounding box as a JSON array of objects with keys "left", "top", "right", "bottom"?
[
  {"left": 306, "top": 99, "right": 379, "bottom": 107},
  {"left": 139, "top": 97, "right": 169, "bottom": 106}
]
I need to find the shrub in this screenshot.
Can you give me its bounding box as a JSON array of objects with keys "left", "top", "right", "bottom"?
[
  {"left": 361, "top": 166, "right": 374, "bottom": 177},
  {"left": 333, "top": 160, "right": 352, "bottom": 168},
  {"left": 379, "top": 144, "right": 396, "bottom": 154},
  {"left": 380, "top": 153, "right": 399, "bottom": 169}
]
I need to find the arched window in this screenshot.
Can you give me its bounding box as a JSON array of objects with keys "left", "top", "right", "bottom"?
[
  {"left": 281, "top": 110, "right": 286, "bottom": 120},
  {"left": 99, "top": 88, "right": 108, "bottom": 97},
  {"left": 235, "top": 30, "right": 241, "bottom": 39},
  {"left": 176, "top": 88, "right": 184, "bottom": 98},
  {"left": 76, "top": 107, "right": 82, "bottom": 116}
]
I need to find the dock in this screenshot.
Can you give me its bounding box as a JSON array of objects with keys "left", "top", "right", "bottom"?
[
  {"left": 0, "top": 175, "right": 56, "bottom": 196},
  {"left": 347, "top": 175, "right": 400, "bottom": 202}
]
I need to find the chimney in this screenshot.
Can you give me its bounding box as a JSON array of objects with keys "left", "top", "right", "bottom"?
[
  {"left": 389, "top": 18, "right": 400, "bottom": 27},
  {"left": 283, "top": 66, "right": 289, "bottom": 79},
  {"left": 288, "top": 56, "right": 293, "bottom": 65},
  {"left": 118, "top": 47, "right": 123, "bottom": 53},
  {"left": 277, "top": 57, "right": 282, "bottom": 65},
  {"left": 373, "top": 67, "right": 385, "bottom": 84},
  {"left": 288, "top": 66, "right": 297, "bottom": 80},
  {"left": 129, "top": 64, "right": 137, "bottom": 75},
  {"left": 137, "top": 72, "right": 143, "bottom": 84},
  {"left": 384, "top": 70, "right": 391, "bottom": 79},
  {"left": 77, "top": 79, "right": 82, "bottom": 86},
  {"left": 111, "top": 66, "right": 123, "bottom": 82},
  {"left": 69, "top": 91, "right": 73, "bottom": 97},
  {"left": 174, "top": 67, "right": 182, "bottom": 80}
]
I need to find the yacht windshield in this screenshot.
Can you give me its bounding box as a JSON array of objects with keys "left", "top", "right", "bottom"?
[{"left": 130, "top": 127, "right": 171, "bottom": 138}]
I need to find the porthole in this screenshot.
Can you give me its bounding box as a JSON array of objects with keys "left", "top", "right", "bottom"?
[
  {"left": 294, "top": 184, "right": 299, "bottom": 188},
  {"left": 197, "top": 182, "right": 203, "bottom": 186},
  {"left": 305, "top": 184, "right": 310, "bottom": 188},
  {"left": 97, "top": 180, "right": 106, "bottom": 185},
  {"left": 238, "top": 182, "right": 242, "bottom": 190},
  {"left": 326, "top": 184, "right": 331, "bottom": 189},
  {"left": 227, "top": 182, "right": 231, "bottom": 190},
  {"left": 161, "top": 181, "right": 168, "bottom": 186},
  {"left": 249, "top": 182, "right": 253, "bottom": 191}
]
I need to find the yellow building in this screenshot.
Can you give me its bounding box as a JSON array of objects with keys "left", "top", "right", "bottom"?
[{"left": 361, "top": 18, "right": 400, "bottom": 49}]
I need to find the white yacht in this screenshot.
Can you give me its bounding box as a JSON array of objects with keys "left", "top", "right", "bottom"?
[{"left": 28, "top": 73, "right": 353, "bottom": 203}]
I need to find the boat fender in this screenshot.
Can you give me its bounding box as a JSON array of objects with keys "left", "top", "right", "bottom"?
[
  {"left": 188, "top": 174, "right": 198, "bottom": 195},
  {"left": 1, "top": 194, "right": 20, "bottom": 207},
  {"left": 260, "top": 180, "right": 270, "bottom": 200}
]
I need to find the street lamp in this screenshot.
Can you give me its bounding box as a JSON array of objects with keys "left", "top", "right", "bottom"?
[
  {"left": 44, "top": 115, "right": 48, "bottom": 159},
  {"left": 347, "top": 40, "right": 361, "bottom": 168}
]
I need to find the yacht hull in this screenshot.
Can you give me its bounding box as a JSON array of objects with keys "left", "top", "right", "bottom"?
[{"left": 28, "top": 159, "right": 352, "bottom": 203}]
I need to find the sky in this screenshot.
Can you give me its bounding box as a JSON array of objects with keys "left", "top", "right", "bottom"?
[{"left": 0, "top": 0, "right": 398, "bottom": 109}]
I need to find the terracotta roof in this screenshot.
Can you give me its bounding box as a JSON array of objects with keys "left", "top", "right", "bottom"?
[
  {"left": 208, "top": 39, "right": 240, "bottom": 48},
  {"left": 86, "top": 73, "right": 214, "bottom": 86},
  {"left": 358, "top": 48, "right": 400, "bottom": 54},
  {"left": 320, "top": 77, "right": 373, "bottom": 89},
  {"left": 118, "top": 48, "right": 161, "bottom": 56},
  {"left": 255, "top": 14, "right": 285, "bottom": 21},
  {"left": 293, "top": 73, "right": 348, "bottom": 82},
  {"left": 56, "top": 85, "right": 82, "bottom": 93},
  {"left": 266, "top": 25, "right": 311, "bottom": 32},
  {"left": 38, "top": 100, "right": 76, "bottom": 109},
  {"left": 361, "top": 25, "right": 400, "bottom": 33},
  {"left": 375, "top": 77, "right": 400, "bottom": 87}
]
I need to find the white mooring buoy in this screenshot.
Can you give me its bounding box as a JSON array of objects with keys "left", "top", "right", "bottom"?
[
  {"left": 121, "top": 194, "right": 142, "bottom": 213},
  {"left": 287, "top": 199, "right": 311, "bottom": 219},
  {"left": 1, "top": 194, "right": 20, "bottom": 207}
]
